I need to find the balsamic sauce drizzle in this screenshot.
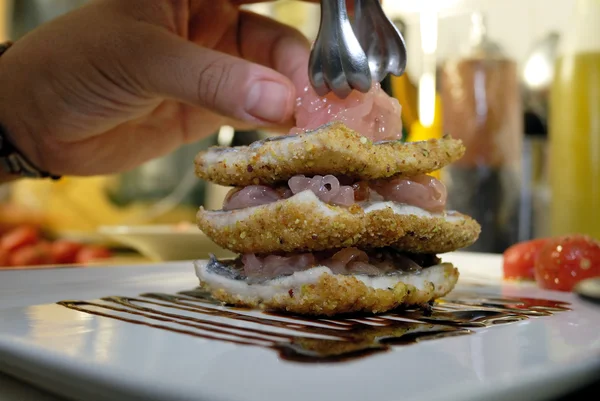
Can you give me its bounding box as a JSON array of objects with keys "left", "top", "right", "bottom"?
[{"left": 57, "top": 288, "right": 570, "bottom": 363}]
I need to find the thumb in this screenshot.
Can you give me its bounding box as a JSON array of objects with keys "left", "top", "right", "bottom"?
[{"left": 129, "top": 29, "right": 296, "bottom": 124}]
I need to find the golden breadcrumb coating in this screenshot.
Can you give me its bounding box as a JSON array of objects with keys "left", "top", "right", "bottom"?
[
  {"left": 360, "top": 208, "right": 481, "bottom": 253},
  {"left": 197, "top": 191, "right": 478, "bottom": 254},
  {"left": 194, "top": 122, "right": 465, "bottom": 187},
  {"left": 197, "top": 191, "right": 481, "bottom": 254},
  {"left": 199, "top": 263, "right": 459, "bottom": 316},
  {"left": 196, "top": 191, "right": 372, "bottom": 254}
]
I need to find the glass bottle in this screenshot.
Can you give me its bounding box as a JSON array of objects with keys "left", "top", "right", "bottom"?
[
  {"left": 440, "top": 13, "right": 523, "bottom": 253},
  {"left": 548, "top": 0, "right": 600, "bottom": 239}
]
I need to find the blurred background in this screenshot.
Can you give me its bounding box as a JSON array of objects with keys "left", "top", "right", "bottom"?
[{"left": 0, "top": 0, "right": 597, "bottom": 266}]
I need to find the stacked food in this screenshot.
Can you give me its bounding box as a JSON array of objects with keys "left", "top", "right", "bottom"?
[{"left": 193, "top": 84, "right": 481, "bottom": 316}]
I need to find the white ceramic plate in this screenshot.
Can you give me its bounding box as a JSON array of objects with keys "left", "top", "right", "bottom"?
[
  {"left": 0, "top": 252, "right": 599, "bottom": 401},
  {"left": 97, "top": 224, "right": 235, "bottom": 261}
]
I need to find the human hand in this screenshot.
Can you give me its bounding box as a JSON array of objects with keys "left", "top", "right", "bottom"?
[{"left": 0, "top": 0, "right": 314, "bottom": 177}]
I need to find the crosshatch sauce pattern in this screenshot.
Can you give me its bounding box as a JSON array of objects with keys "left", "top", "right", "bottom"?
[{"left": 57, "top": 287, "right": 571, "bottom": 363}]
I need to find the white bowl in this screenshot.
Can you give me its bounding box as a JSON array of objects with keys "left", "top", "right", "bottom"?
[{"left": 98, "top": 224, "right": 235, "bottom": 262}]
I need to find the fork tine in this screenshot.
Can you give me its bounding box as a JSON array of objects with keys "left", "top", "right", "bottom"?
[
  {"left": 335, "top": 0, "right": 371, "bottom": 94},
  {"left": 352, "top": 0, "right": 408, "bottom": 82},
  {"left": 309, "top": 0, "right": 371, "bottom": 98},
  {"left": 308, "top": 37, "right": 328, "bottom": 96},
  {"left": 339, "top": 24, "right": 372, "bottom": 94}
]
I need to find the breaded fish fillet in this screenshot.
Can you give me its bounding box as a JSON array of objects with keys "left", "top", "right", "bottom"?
[
  {"left": 194, "top": 258, "right": 459, "bottom": 316},
  {"left": 195, "top": 122, "right": 465, "bottom": 187},
  {"left": 197, "top": 190, "right": 369, "bottom": 254},
  {"left": 359, "top": 202, "right": 481, "bottom": 253},
  {"left": 196, "top": 191, "right": 479, "bottom": 254}
]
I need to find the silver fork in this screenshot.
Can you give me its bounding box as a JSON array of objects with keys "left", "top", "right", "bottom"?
[
  {"left": 308, "top": 0, "right": 408, "bottom": 99},
  {"left": 308, "top": 0, "right": 371, "bottom": 98},
  {"left": 352, "top": 0, "right": 408, "bottom": 84}
]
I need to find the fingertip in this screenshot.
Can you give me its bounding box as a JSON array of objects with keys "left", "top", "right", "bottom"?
[{"left": 245, "top": 79, "right": 295, "bottom": 124}]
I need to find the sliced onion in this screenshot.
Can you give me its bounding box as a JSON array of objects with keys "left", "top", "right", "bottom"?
[
  {"left": 346, "top": 261, "right": 382, "bottom": 275},
  {"left": 370, "top": 174, "right": 447, "bottom": 213},
  {"left": 241, "top": 248, "right": 425, "bottom": 279},
  {"left": 288, "top": 175, "right": 313, "bottom": 195},
  {"left": 242, "top": 253, "right": 315, "bottom": 279},
  {"left": 330, "top": 247, "right": 369, "bottom": 265},
  {"left": 223, "top": 186, "right": 283, "bottom": 211},
  {"left": 241, "top": 254, "right": 265, "bottom": 277},
  {"left": 332, "top": 186, "right": 356, "bottom": 206},
  {"left": 288, "top": 175, "right": 355, "bottom": 207}
]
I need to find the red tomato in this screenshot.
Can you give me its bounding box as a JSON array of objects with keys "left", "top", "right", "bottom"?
[
  {"left": 75, "top": 246, "right": 112, "bottom": 264},
  {"left": 9, "top": 244, "right": 53, "bottom": 267},
  {"left": 534, "top": 235, "right": 600, "bottom": 292},
  {"left": 51, "top": 240, "right": 84, "bottom": 264},
  {"left": 0, "top": 248, "right": 9, "bottom": 267},
  {"left": 37, "top": 240, "right": 53, "bottom": 254},
  {"left": 503, "top": 238, "right": 549, "bottom": 280},
  {"left": 1, "top": 226, "right": 39, "bottom": 252}
]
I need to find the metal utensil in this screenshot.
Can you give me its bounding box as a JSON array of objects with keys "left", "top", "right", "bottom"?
[
  {"left": 309, "top": 0, "right": 371, "bottom": 98},
  {"left": 352, "top": 0, "right": 408, "bottom": 84},
  {"left": 309, "top": 0, "right": 408, "bottom": 98}
]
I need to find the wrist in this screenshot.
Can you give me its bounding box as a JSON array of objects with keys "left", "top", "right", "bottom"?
[
  {"left": 0, "top": 122, "right": 60, "bottom": 180},
  {"left": 0, "top": 40, "right": 59, "bottom": 181}
]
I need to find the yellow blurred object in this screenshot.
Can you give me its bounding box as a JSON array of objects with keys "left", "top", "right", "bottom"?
[
  {"left": 407, "top": 93, "right": 444, "bottom": 179},
  {"left": 0, "top": 202, "right": 47, "bottom": 233},
  {"left": 8, "top": 176, "right": 196, "bottom": 237},
  {"left": 409, "top": 122, "right": 441, "bottom": 180},
  {"left": 390, "top": 72, "right": 419, "bottom": 130},
  {"left": 271, "top": 0, "right": 318, "bottom": 38},
  {"left": 408, "top": 94, "right": 443, "bottom": 141},
  {"left": 409, "top": 120, "right": 442, "bottom": 142},
  {"left": 549, "top": 0, "right": 600, "bottom": 238},
  {"left": 272, "top": 0, "right": 307, "bottom": 27}
]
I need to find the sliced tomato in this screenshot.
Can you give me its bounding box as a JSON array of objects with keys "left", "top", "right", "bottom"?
[
  {"left": 0, "top": 248, "right": 9, "bottom": 267},
  {"left": 9, "top": 244, "right": 53, "bottom": 267},
  {"left": 37, "top": 240, "right": 53, "bottom": 254},
  {"left": 51, "top": 240, "right": 84, "bottom": 264},
  {"left": 75, "top": 246, "right": 112, "bottom": 264},
  {"left": 503, "top": 238, "right": 549, "bottom": 280},
  {"left": 1, "top": 226, "right": 40, "bottom": 252},
  {"left": 534, "top": 235, "right": 600, "bottom": 292}
]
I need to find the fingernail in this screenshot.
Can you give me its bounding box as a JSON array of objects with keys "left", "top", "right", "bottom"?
[{"left": 246, "top": 81, "right": 291, "bottom": 123}]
